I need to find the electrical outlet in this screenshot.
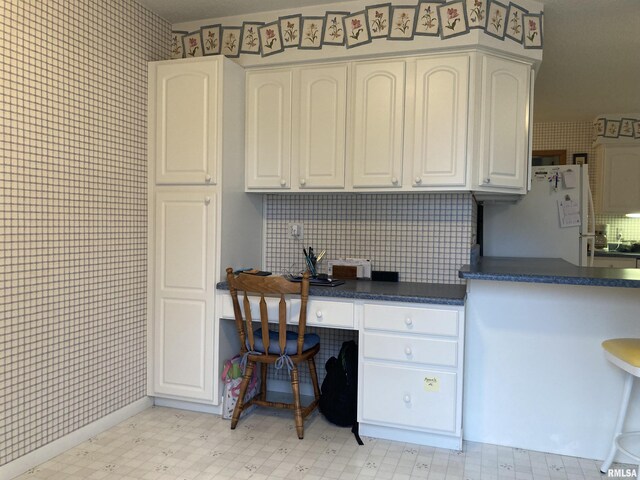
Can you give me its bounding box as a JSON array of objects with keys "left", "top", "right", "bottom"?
[{"left": 287, "top": 222, "right": 304, "bottom": 240}]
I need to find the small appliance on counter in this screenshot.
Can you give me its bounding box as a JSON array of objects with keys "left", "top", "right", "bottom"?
[
  {"left": 327, "top": 258, "right": 372, "bottom": 279},
  {"left": 594, "top": 224, "right": 609, "bottom": 250}
]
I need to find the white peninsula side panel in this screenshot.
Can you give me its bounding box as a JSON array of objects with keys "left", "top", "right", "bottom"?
[{"left": 464, "top": 280, "right": 640, "bottom": 461}]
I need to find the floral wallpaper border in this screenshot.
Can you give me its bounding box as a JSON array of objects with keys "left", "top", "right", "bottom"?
[
  {"left": 594, "top": 117, "right": 640, "bottom": 141},
  {"left": 171, "top": 0, "right": 543, "bottom": 59}
]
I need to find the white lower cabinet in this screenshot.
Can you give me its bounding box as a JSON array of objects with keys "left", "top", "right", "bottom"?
[
  {"left": 153, "top": 190, "right": 216, "bottom": 400},
  {"left": 359, "top": 301, "right": 465, "bottom": 448}
]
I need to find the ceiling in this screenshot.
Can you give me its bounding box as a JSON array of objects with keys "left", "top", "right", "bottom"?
[{"left": 136, "top": 0, "right": 640, "bottom": 122}]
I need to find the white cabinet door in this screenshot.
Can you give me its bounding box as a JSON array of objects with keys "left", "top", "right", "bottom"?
[
  {"left": 477, "top": 55, "right": 530, "bottom": 190},
  {"left": 246, "top": 70, "right": 292, "bottom": 190},
  {"left": 152, "top": 59, "right": 219, "bottom": 185},
  {"left": 599, "top": 145, "right": 640, "bottom": 214},
  {"left": 351, "top": 61, "right": 405, "bottom": 188},
  {"left": 409, "top": 56, "right": 469, "bottom": 188},
  {"left": 297, "top": 64, "right": 348, "bottom": 189},
  {"left": 153, "top": 190, "right": 215, "bottom": 400}
]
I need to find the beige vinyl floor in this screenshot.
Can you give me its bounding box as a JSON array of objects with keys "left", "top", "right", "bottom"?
[{"left": 15, "top": 405, "right": 623, "bottom": 480}]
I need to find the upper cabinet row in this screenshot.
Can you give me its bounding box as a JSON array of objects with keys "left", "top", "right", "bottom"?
[{"left": 245, "top": 52, "right": 533, "bottom": 194}]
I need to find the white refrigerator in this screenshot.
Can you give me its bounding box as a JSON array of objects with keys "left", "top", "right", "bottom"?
[{"left": 483, "top": 165, "right": 595, "bottom": 266}]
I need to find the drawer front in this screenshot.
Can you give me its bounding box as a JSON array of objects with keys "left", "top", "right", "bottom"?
[
  {"left": 364, "top": 304, "right": 459, "bottom": 336},
  {"left": 363, "top": 332, "right": 457, "bottom": 367},
  {"left": 290, "top": 299, "right": 355, "bottom": 329},
  {"left": 220, "top": 294, "right": 288, "bottom": 323},
  {"left": 360, "top": 362, "right": 457, "bottom": 433},
  {"left": 221, "top": 294, "right": 355, "bottom": 329}
]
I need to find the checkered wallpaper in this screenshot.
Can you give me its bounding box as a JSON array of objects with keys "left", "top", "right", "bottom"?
[
  {"left": 0, "top": 0, "right": 169, "bottom": 466},
  {"left": 264, "top": 193, "right": 477, "bottom": 285},
  {"left": 533, "top": 122, "right": 640, "bottom": 242}
]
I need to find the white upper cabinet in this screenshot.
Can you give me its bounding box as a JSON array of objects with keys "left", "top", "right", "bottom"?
[
  {"left": 152, "top": 60, "right": 220, "bottom": 185},
  {"left": 296, "top": 64, "right": 348, "bottom": 189},
  {"left": 597, "top": 144, "right": 640, "bottom": 214},
  {"left": 351, "top": 60, "right": 405, "bottom": 188},
  {"left": 246, "top": 69, "right": 292, "bottom": 189},
  {"left": 407, "top": 55, "right": 469, "bottom": 188},
  {"left": 476, "top": 54, "right": 530, "bottom": 191}
]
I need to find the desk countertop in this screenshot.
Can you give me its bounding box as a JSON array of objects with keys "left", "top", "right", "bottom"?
[
  {"left": 459, "top": 256, "right": 640, "bottom": 288},
  {"left": 216, "top": 279, "right": 466, "bottom": 306}
]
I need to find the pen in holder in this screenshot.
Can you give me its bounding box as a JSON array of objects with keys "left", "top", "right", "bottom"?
[{"left": 303, "top": 247, "right": 318, "bottom": 278}]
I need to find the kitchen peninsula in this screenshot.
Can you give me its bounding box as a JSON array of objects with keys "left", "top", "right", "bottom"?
[{"left": 460, "top": 257, "right": 640, "bottom": 461}]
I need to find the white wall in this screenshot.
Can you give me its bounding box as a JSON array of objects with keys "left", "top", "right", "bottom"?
[{"left": 463, "top": 279, "right": 640, "bottom": 460}]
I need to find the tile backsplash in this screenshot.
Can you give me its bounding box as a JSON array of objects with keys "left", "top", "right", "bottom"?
[
  {"left": 533, "top": 121, "right": 640, "bottom": 241},
  {"left": 264, "top": 193, "right": 477, "bottom": 285},
  {"left": 0, "top": 0, "right": 169, "bottom": 466}
]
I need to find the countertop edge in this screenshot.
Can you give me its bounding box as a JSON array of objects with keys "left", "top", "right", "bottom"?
[{"left": 215, "top": 281, "right": 466, "bottom": 306}]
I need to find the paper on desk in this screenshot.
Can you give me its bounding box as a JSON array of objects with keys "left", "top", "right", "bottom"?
[{"left": 558, "top": 199, "right": 581, "bottom": 227}]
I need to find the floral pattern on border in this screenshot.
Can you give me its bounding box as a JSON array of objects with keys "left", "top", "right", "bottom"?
[{"left": 170, "top": 0, "right": 542, "bottom": 58}]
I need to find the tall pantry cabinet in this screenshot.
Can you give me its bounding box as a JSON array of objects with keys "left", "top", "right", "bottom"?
[{"left": 147, "top": 57, "right": 262, "bottom": 404}]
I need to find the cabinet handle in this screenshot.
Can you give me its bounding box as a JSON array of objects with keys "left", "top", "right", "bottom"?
[
  {"left": 204, "top": 197, "right": 211, "bottom": 205},
  {"left": 315, "top": 310, "right": 323, "bottom": 319},
  {"left": 484, "top": 178, "right": 491, "bottom": 184},
  {"left": 205, "top": 174, "right": 212, "bottom": 183},
  {"left": 280, "top": 179, "right": 287, "bottom": 187},
  {"left": 404, "top": 346, "right": 412, "bottom": 356},
  {"left": 415, "top": 177, "right": 422, "bottom": 185},
  {"left": 391, "top": 177, "right": 398, "bottom": 185},
  {"left": 300, "top": 178, "right": 306, "bottom": 186},
  {"left": 403, "top": 394, "right": 411, "bottom": 404},
  {"left": 404, "top": 317, "right": 413, "bottom": 326}
]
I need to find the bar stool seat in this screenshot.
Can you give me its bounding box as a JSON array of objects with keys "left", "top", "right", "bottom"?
[{"left": 601, "top": 338, "right": 640, "bottom": 473}]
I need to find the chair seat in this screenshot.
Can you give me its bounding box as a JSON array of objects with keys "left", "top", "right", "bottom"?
[
  {"left": 603, "top": 338, "right": 640, "bottom": 368},
  {"left": 250, "top": 328, "right": 320, "bottom": 355}
]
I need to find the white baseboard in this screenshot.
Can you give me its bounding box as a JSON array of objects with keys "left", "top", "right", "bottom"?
[
  {"left": 359, "top": 423, "right": 462, "bottom": 450},
  {"left": 1, "top": 397, "right": 153, "bottom": 480},
  {"left": 153, "top": 397, "right": 223, "bottom": 414}
]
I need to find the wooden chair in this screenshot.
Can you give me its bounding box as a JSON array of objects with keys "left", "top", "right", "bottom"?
[{"left": 225, "top": 267, "right": 321, "bottom": 439}]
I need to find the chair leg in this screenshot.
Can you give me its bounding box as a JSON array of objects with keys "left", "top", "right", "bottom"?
[
  {"left": 308, "top": 356, "right": 321, "bottom": 401},
  {"left": 601, "top": 373, "right": 635, "bottom": 473},
  {"left": 290, "top": 366, "right": 304, "bottom": 439},
  {"left": 260, "top": 363, "right": 268, "bottom": 401},
  {"left": 231, "top": 361, "right": 255, "bottom": 430}
]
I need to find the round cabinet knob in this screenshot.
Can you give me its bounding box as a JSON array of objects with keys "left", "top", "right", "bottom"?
[
  {"left": 415, "top": 177, "right": 422, "bottom": 185},
  {"left": 204, "top": 197, "right": 211, "bottom": 205},
  {"left": 403, "top": 394, "right": 411, "bottom": 404},
  {"left": 205, "top": 174, "right": 212, "bottom": 183},
  {"left": 391, "top": 177, "right": 399, "bottom": 185},
  {"left": 280, "top": 179, "right": 287, "bottom": 187},
  {"left": 404, "top": 346, "right": 412, "bottom": 356},
  {"left": 300, "top": 178, "right": 306, "bottom": 186},
  {"left": 315, "top": 310, "right": 323, "bottom": 319},
  {"left": 485, "top": 178, "right": 491, "bottom": 184},
  {"left": 404, "top": 317, "right": 413, "bottom": 326}
]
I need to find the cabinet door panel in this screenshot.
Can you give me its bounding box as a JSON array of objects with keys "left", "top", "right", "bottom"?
[
  {"left": 352, "top": 61, "right": 405, "bottom": 188},
  {"left": 154, "top": 191, "right": 215, "bottom": 400},
  {"left": 412, "top": 56, "right": 469, "bottom": 187},
  {"left": 600, "top": 145, "right": 640, "bottom": 213},
  {"left": 154, "top": 61, "right": 219, "bottom": 185},
  {"left": 478, "top": 56, "right": 529, "bottom": 190},
  {"left": 246, "top": 70, "right": 292, "bottom": 189},
  {"left": 298, "top": 65, "right": 347, "bottom": 189}
]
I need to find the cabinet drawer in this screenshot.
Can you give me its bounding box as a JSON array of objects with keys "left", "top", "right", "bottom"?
[
  {"left": 220, "top": 294, "right": 289, "bottom": 323},
  {"left": 363, "top": 304, "right": 459, "bottom": 336},
  {"left": 363, "top": 332, "right": 457, "bottom": 367},
  {"left": 290, "top": 299, "right": 355, "bottom": 329},
  {"left": 360, "top": 362, "right": 457, "bottom": 433}
]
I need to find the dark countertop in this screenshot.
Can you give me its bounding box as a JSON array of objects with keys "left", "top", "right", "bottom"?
[
  {"left": 459, "top": 257, "right": 640, "bottom": 288},
  {"left": 216, "top": 279, "right": 466, "bottom": 306},
  {"left": 595, "top": 250, "right": 640, "bottom": 259}
]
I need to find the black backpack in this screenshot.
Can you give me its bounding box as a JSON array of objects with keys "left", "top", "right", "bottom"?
[{"left": 319, "top": 340, "right": 363, "bottom": 445}]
